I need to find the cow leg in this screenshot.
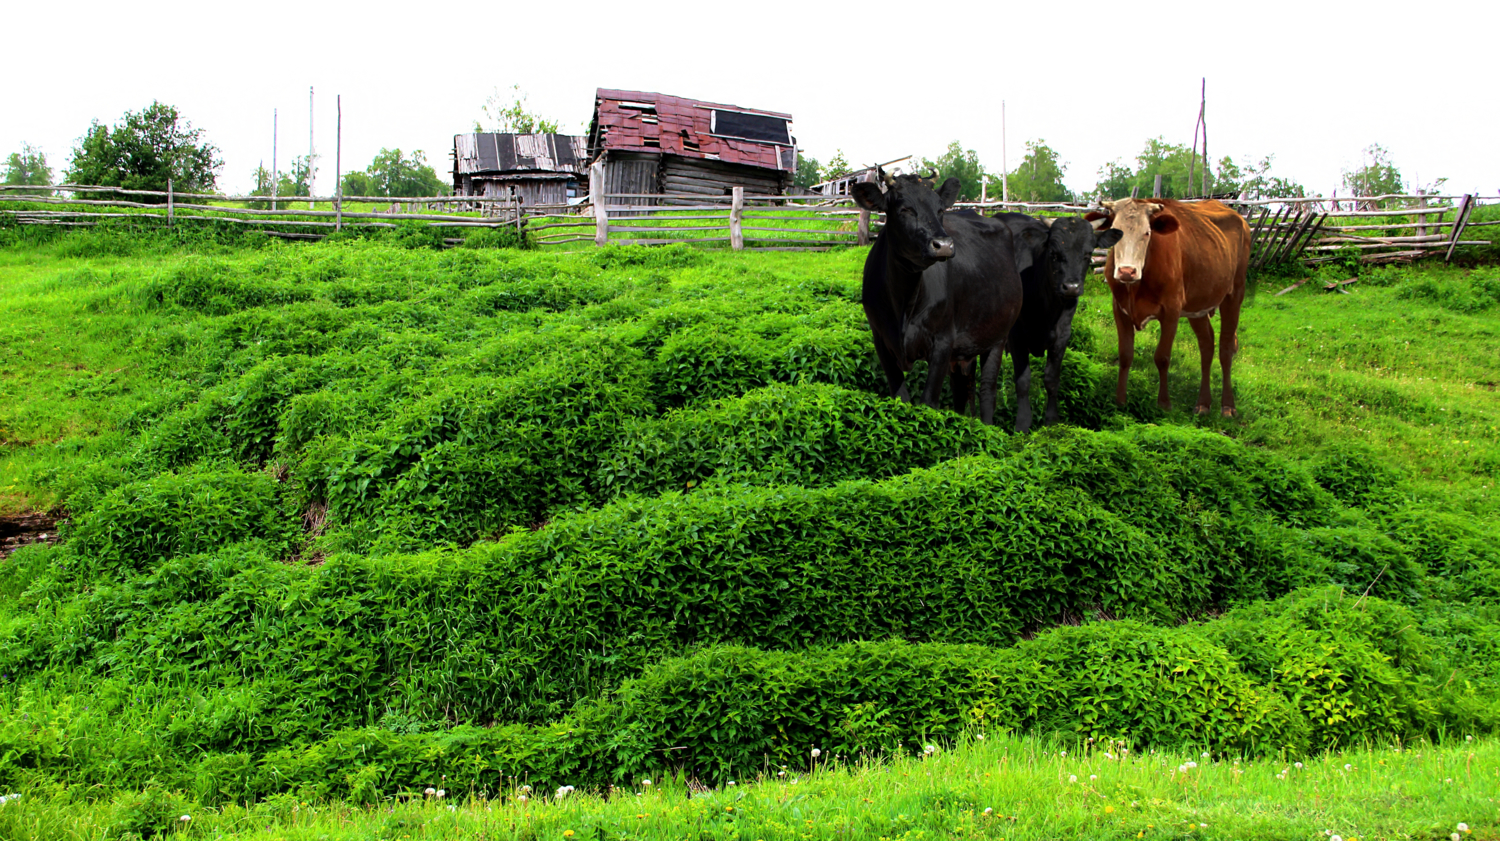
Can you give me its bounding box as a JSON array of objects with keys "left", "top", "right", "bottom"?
[
  {"left": 979, "top": 342, "right": 1005, "bottom": 425},
  {"left": 1153, "top": 314, "right": 1179, "bottom": 411},
  {"left": 1041, "top": 344, "right": 1065, "bottom": 426},
  {"left": 1013, "top": 351, "right": 1034, "bottom": 432},
  {"left": 1112, "top": 304, "right": 1135, "bottom": 406},
  {"left": 872, "top": 334, "right": 912, "bottom": 402},
  {"left": 951, "top": 359, "right": 975, "bottom": 417},
  {"left": 920, "top": 348, "right": 950, "bottom": 409},
  {"left": 1218, "top": 291, "right": 1245, "bottom": 417},
  {"left": 1188, "top": 316, "right": 1216, "bottom": 414}
]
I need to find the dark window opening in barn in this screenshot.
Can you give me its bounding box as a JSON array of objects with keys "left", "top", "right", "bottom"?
[
  {"left": 618, "top": 101, "right": 657, "bottom": 115},
  {"left": 710, "top": 110, "right": 791, "bottom": 145},
  {"left": 681, "top": 130, "right": 700, "bottom": 152},
  {"left": 643, "top": 137, "right": 660, "bottom": 148}
]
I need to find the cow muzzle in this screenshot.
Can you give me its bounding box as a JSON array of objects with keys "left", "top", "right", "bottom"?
[
  {"left": 1114, "top": 265, "right": 1140, "bottom": 285},
  {"left": 927, "top": 237, "right": 955, "bottom": 260}
]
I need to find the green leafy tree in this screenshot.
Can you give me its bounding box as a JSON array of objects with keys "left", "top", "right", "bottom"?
[
  {"left": 1342, "top": 144, "right": 1405, "bottom": 206},
  {"left": 914, "top": 141, "right": 985, "bottom": 202},
  {"left": 793, "top": 152, "right": 821, "bottom": 189},
  {"left": 1219, "top": 155, "right": 1307, "bottom": 200},
  {"left": 3, "top": 143, "right": 54, "bottom": 195},
  {"left": 995, "top": 139, "right": 1070, "bottom": 203},
  {"left": 477, "top": 85, "right": 563, "bottom": 134},
  {"left": 340, "top": 149, "right": 449, "bottom": 198},
  {"left": 823, "top": 150, "right": 853, "bottom": 181},
  {"left": 65, "top": 101, "right": 222, "bottom": 200},
  {"left": 248, "top": 156, "right": 315, "bottom": 208},
  {"left": 1093, "top": 136, "right": 1231, "bottom": 200}
]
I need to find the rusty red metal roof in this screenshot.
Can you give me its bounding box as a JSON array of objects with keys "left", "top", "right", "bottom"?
[{"left": 589, "top": 88, "right": 794, "bottom": 172}]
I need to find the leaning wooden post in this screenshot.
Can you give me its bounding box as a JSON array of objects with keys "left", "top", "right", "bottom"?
[
  {"left": 730, "top": 186, "right": 744, "bottom": 251},
  {"left": 167, "top": 178, "right": 174, "bottom": 226},
  {"left": 856, "top": 170, "right": 872, "bottom": 246},
  {"left": 334, "top": 95, "right": 343, "bottom": 232},
  {"left": 591, "top": 160, "right": 609, "bottom": 247}
]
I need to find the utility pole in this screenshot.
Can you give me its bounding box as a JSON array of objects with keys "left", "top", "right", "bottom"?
[
  {"left": 335, "top": 95, "right": 343, "bottom": 232},
  {"left": 271, "top": 108, "right": 279, "bottom": 211},
  {"left": 1000, "top": 100, "right": 1009, "bottom": 204},
  {"left": 308, "top": 87, "right": 316, "bottom": 208}
]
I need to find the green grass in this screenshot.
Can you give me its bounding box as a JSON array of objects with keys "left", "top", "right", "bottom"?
[
  {"left": 0, "top": 734, "right": 1492, "bottom": 840},
  {"left": 2, "top": 227, "right": 1500, "bottom": 836}
]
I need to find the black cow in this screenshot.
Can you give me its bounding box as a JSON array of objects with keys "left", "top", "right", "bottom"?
[
  {"left": 853, "top": 172, "right": 1025, "bottom": 425},
  {"left": 994, "top": 212, "right": 1123, "bottom": 431}
]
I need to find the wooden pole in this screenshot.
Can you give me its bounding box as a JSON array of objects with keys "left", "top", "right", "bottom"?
[
  {"left": 1445, "top": 194, "right": 1475, "bottom": 262},
  {"left": 590, "top": 160, "right": 608, "bottom": 246},
  {"left": 856, "top": 171, "right": 871, "bottom": 245},
  {"left": 1153, "top": 174, "right": 1163, "bottom": 198},
  {"left": 272, "top": 109, "right": 278, "bottom": 212},
  {"left": 308, "top": 86, "right": 316, "bottom": 210},
  {"left": 1200, "top": 78, "right": 1208, "bottom": 197},
  {"left": 730, "top": 186, "right": 744, "bottom": 250},
  {"left": 1000, "top": 100, "right": 1009, "bottom": 204},
  {"left": 167, "top": 178, "right": 173, "bottom": 226},
  {"left": 335, "top": 95, "right": 342, "bottom": 232}
]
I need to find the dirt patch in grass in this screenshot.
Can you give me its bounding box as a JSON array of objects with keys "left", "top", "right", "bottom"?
[{"left": 0, "top": 509, "right": 64, "bottom": 558}]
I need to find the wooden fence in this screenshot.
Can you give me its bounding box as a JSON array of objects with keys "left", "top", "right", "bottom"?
[{"left": 3, "top": 183, "right": 1493, "bottom": 266}]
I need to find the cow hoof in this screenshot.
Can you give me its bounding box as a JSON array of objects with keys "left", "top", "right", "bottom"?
[
  {"left": 1194, "top": 404, "right": 1211, "bottom": 415},
  {"left": 1222, "top": 407, "right": 1237, "bottom": 418}
]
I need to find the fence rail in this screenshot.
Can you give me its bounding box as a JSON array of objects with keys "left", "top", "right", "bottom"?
[{"left": 2, "top": 184, "right": 1493, "bottom": 264}]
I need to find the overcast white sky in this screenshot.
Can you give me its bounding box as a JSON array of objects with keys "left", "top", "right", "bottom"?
[{"left": 5, "top": 0, "right": 1494, "bottom": 198}]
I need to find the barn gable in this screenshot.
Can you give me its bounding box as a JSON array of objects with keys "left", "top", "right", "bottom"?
[
  {"left": 587, "top": 89, "right": 797, "bottom": 205},
  {"left": 452, "top": 133, "right": 589, "bottom": 206}
]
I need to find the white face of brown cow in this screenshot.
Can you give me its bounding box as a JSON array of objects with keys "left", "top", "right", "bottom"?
[{"left": 1091, "top": 199, "right": 1179, "bottom": 284}]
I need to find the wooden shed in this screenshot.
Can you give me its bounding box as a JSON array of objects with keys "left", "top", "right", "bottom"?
[
  {"left": 452, "top": 133, "right": 589, "bottom": 208},
  {"left": 587, "top": 88, "right": 797, "bottom": 208}
]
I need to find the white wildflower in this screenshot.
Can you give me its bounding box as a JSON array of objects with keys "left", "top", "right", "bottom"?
[
  {"left": 983, "top": 808, "right": 993, "bottom": 816},
  {"left": 643, "top": 779, "right": 652, "bottom": 786},
  {"left": 811, "top": 748, "right": 822, "bottom": 758},
  {"left": 1069, "top": 774, "right": 1078, "bottom": 783},
  {"left": 1459, "top": 823, "right": 1470, "bottom": 832},
  {"left": 179, "top": 815, "right": 191, "bottom": 822},
  {"left": 436, "top": 789, "right": 445, "bottom": 799},
  {"left": 1344, "top": 763, "right": 1352, "bottom": 771},
  {"left": 1089, "top": 774, "right": 1097, "bottom": 780},
  {"left": 1295, "top": 762, "right": 1303, "bottom": 769},
  {"left": 1201, "top": 752, "right": 1210, "bottom": 758},
  {"left": 1332, "top": 835, "right": 1343, "bottom": 841},
  {"left": 1185, "top": 761, "right": 1197, "bottom": 769},
  {"left": 425, "top": 787, "right": 437, "bottom": 796},
  {"left": 1178, "top": 765, "right": 1188, "bottom": 773},
  {"left": 1452, "top": 834, "right": 1462, "bottom": 841}
]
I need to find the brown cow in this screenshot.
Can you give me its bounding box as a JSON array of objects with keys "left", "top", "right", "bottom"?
[{"left": 1085, "top": 198, "right": 1251, "bottom": 416}]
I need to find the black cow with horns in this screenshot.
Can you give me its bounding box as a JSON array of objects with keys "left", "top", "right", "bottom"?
[
  {"left": 994, "top": 213, "right": 1123, "bottom": 431},
  {"left": 853, "top": 169, "right": 1025, "bottom": 425}
]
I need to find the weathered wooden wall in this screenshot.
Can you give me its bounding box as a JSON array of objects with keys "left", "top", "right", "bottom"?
[{"left": 660, "top": 157, "right": 783, "bottom": 206}]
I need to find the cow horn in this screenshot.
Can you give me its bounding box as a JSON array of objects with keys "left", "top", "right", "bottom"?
[
  {"left": 1146, "top": 202, "right": 1164, "bottom": 213},
  {"left": 1099, "top": 200, "right": 1116, "bottom": 210},
  {"left": 878, "top": 166, "right": 895, "bottom": 187}
]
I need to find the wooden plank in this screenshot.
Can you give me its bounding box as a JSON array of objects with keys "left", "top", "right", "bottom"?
[
  {"left": 591, "top": 161, "right": 608, "bottom": 246},
  {"left": 608, "top": 225, "right": 731, "bottom": 232},
  {"left": 1446, "top": 194, "right": 1475, "bottom": 262},
  {"left": 730, "top": 186, "right": 744, "bottom": 251}
]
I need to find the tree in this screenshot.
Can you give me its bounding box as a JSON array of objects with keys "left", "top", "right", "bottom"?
[
  {"left": 914, "top": 141, "right": 985, "bottom": 202},
  {"left": 1218, "top": 155, "right": 1306, "bottom": 201},
  {"left": 1341, "top": 144, "right": 1405, "bottom": 207},
  {"left": 65, "top": 101, "right": 222, "bottom": 200},
  {"left": 3, "top": 143, "right": 53, "bottom": 195},
  {"left": 823, "top": 150, "right": 853, "bottom": 181},
  {"left": 477, "top": 85, "right": 562, "bottom": 134},
  {"left": 1092, "top": 136, "right": 1229, "bottom": 200},
  {"left": 248, "top": 155, "right": 314, "bottom": 208},
  {"left": 793, "top": 152, "right": 821, "bottom": 189},
  {"left": 340, "top": 149, "right": 450, "bottom": 198},
  {"left": 996, "top": 139, "right": 1070, "bottom": 203}
]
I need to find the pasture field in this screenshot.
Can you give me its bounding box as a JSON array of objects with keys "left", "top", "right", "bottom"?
[{"left": 1, "top": 220, "right": 1499, "bottom": 837}]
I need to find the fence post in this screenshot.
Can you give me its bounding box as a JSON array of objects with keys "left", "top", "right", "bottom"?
[
  {"left": 1153, "top": 174, "right": 1162, "bottom": 198},
  {"left": 856, "top": 171, "right": 872, "bottom": 246},
  {"left": 1415, "top": 189, "right": 1427, "bottom": 240},
  {"left": 167, "top": 178, "right": 174, "bottom": 227},
  {"left": 1445, "top": 194, "right": 1475, "bottom": 263},
  {"left": 591, "top": 161, "right": 608, "bottom": 247},
  {"left": 730, "top": 186, "right": 744, "bottom": 250}
]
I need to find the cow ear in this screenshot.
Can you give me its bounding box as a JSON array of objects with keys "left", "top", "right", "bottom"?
[
  {"left": 1095, "top": 228, "right": 1124, "bottom": 249},
  {"left": 1150, "top": 212, "right": 1179, "bottom": 234},
  {"left": 851, "top": 182, "right": 887, "bottom": 213},
  {"left": 1084, "top": 211, "right": 1112, "bottom": 230},
  {"left": 1012, "top": 225, "right": 1047, "bottom": 274},
  {"left": 937, "top": 177, "right": 961, "bottom": 209}
]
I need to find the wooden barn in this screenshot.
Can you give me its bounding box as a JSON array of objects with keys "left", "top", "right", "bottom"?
[
  {"left": 587, "top": 88, "right": 797, "bottom": 208},
  {"left": 452, "top": 133, "right": 589, "bottom": 208}
]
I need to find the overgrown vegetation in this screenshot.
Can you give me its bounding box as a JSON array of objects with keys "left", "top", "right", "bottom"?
[{"left": 0, "top": 228, "right": 1498, "bottom": 834}]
